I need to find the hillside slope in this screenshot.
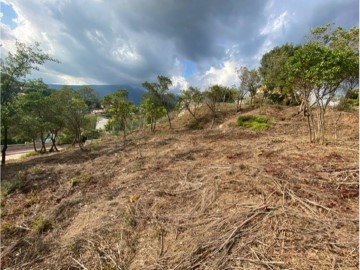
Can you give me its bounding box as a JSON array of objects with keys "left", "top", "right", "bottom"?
[{"left": 1, "top": 106, "right": 359, "bottom": 269}]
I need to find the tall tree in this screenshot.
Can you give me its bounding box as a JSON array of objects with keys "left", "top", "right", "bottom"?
[
  {"left": 178, "top": 86, "right": 203, "bottom": 120},
  {"left": 77, "top": 86, "right": 100, "bottom": 110},
  {"left": 286, "top": 42, "right": 356, "bottom": 144},
  {"left": 203, "top": 85, "right": 225, "bottom": 128},
  {"left": 54, "top": 87, "right": 89, "bottom": 148},
  {"left": 142, "top": 76, "right": 175, "bottom": 129},
  {"left": 140, "top": 98, "right": 166, "bottom": 132},
  {"left": 236, "top": 67, "right": 260, "bottom": 107},
  {"left": 0, "top": 41, "right": 58, "bottom": 164},
  {"left": 102, "top": 90, "right": 136, "bottom": 146},
  {"left": 259, "top": 44, "right": 300, "bottom": 104}
]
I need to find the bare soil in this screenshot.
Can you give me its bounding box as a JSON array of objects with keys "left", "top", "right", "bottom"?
[{"left": 1, "top": 105, "right": 358, "bottom": 269}]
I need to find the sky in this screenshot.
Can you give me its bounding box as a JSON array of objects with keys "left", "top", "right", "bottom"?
[{"left": 0, "top": 0, "right": 358, "bottom": 91}]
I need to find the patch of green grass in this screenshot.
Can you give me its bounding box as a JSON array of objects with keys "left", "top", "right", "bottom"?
[
  {"left": 1, "top": 172, "right": 27, "bottom": 196},
  {"left": 69, "top": 174, "right": 91, "bottom": 187},
  {"left": 22, "top": 151, "right": 39, "bottom": 158},
  {"left": 236, "top": 115, "right": 270, "bottom": 131},
  {"left": 31, "top": 217, "right": 55, "bottom": 234}
]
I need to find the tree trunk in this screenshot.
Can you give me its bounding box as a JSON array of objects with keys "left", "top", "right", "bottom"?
[
  {"left": 32, "top": 138, "right": 38, "bottom": 152},
  {"left": 210, "top": 113, "right": 216, "bottom": 129},
  {"left": 123, "top": 128, "right": 126, "bottom": 147},
  {"left": 334, "top": 111, "right": 342, "bottom": 140},
  {"left": 40, "top": 134, "right": 47, "bottom": 153},
  {"left": 1, "top": 124, "right": 8, "bottom": 165},
  {"left": 187, "top": 107, "right": 197, "bottom": 120},
  {"left": 49, "top": 131, "right": 59, "bottom": 152},
  {"left": 166, "top": 110, "right": 172, "bottom": 129}
]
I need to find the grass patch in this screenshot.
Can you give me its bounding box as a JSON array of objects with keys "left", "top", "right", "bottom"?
[
  {"left": 22, "top": 151, "right": 40, "bottom": 158},
  {"left": 69, "top": 173, "right": 91, "bottom": 187},
  {"left": 31, "top": 217, "right": 55, "bottom": 234},
  {"left": 236, "top": 115, "right": 270, "bottom": 131},
  {"left": 1, "top": 171, "right": 27, "bottom": 196}
]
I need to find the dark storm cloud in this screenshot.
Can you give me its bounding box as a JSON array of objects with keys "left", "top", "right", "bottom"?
[{"left": 1, "top": 0, "right": 358, "bottom": 87}]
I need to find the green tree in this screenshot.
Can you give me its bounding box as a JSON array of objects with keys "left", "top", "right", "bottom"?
[
  {"left": 178, "top": 86, "right": 203, "bottom": 120},
  {"left": 140, "top": 97, "right": 166, "bottom": 132},
  {"left": 102, "top": 90, "right": 136, "bottom": 146},
  {"left": 286, "top": 42, "right": 356, "bottom": 144},
  {"left": 236, "top": 67, "right": 260, "bottom": 107},
  {"left": 203, "top": 85, "right": 225, "bottom": 128},
  {"left": 13, "top": 92, "right": 50, "bottom": 152},
  {"left": 0, "top": 41, "right": 58, "bottom": 164},
  {"left": 142, "top": 76, "right": 175, "bottom": 129},
  {"left": 54, "top": 87, "right": 89, "bottom": 148},
  {"left": 259, "top": 44, "right": 300, "bottom": 104},
  {"left": 77, "top": 86, "right": 100, "bottom": 110}
]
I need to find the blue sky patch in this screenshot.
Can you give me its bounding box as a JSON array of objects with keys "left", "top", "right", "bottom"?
[
  {"left": 182, "top": 59, "right": 196, "bottom": 78},
  {"left": 1, "top": 2, "right": 17, "bottom": 29}
]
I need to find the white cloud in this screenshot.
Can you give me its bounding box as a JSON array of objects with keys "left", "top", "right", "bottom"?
[
  {"left": 261, "top": 11, "right": 289, "bottom": 35},
  {"left": 189, "top": 61, "right": 239, "bottom": 90}
]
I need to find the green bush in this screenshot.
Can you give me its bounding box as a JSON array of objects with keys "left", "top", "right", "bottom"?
[
  {"left": 83, "top": 129, "right": 102, "bottom": 140},
  {"left": 237, "top": 115, "right": 270, "bottom": 131}
]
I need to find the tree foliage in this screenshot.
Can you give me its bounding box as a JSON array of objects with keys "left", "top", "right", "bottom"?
[
  {"left": 0, "top": 41, "right": 59, "bottom": 164},
  {"left": 259, "top": 44, "right": 300, "bottom": 104},
  {"left": 142, "top": 76, "right": 175, "bottom": 128},
  {"left": 178, "top": 86, "right": 203, "bottom": 120},
  {"left": 286, "top": 28, "right": 358, "bottom": 143},
  {"left": 102, "top": 90, "right": 136, "bottom": 145}
]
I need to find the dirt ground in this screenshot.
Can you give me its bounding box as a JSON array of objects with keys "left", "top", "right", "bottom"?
[{"left": 1, "top": 105, "right": 358, "bottom": 269}]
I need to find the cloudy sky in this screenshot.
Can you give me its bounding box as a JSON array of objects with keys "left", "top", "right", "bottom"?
[{"left": 0, "top": 0, "right": 358, "bottom": 91}]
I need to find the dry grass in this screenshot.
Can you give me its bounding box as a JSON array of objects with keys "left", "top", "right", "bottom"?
[{"left": 1, "top": 105, "right": 358, "bottom": 269}]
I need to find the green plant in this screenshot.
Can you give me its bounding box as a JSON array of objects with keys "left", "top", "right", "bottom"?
[
  {"left": 31, "top": 217, "right": 54, "bottom": 234},
  {"left": 236, "top": 115, "right": 270, "bottom": 131},
  {"left": 69, "top": 174, "right": 91, "bottom": 187},
  {"left": 1, "top": 221, "right": 20, "bottom": 237},
  {"left": 1, "top": 172, "right": 27, "bottom": 196},
  {"left": 22, "top": 151, "right": 39, "bottom": 158}
]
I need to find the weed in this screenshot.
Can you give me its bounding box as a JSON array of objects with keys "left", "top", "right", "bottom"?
[
  {"left": 1, "top": 172, "right": 27, "bottom": 196},
  {"left": 69, "top": 174, "right": 91, "bottom": 187},
  {"left": 1, "top": 221, "right": 20, "bottom": 237},
  {"left": 29, "top": 165, "right": 45, "bottom": 175},
  {"left": 25, "top": 193, "right": 41, "bottom": 207},
  {"left": 31, "top": 217, "right": 54, "bottom": 234},
  {"left": 236, "top": 115, "right": 270, "bottom": 131},
  {"left": 69, "top": 239, "right": 85, "bottom": 256},
  {"left": 22, "top": 151, "right": 39, "bottom": 158},
  {"left": 187, "top": 120, "right": 203, "bottom": 130},
  {"left": 123, "top": 213, "right": 137, "bottom": 227}
]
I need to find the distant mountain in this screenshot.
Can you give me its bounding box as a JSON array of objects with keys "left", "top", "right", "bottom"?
[{"left": 48, "top": 84, "right": 145, "bottom": 105}]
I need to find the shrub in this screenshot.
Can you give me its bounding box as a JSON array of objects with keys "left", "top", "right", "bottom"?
[
  {"left": 82, "top": 129, "right": 102, "bottom": 140},
  {"left": 237, "top": 115, "right": 270, "bottom": 131}
]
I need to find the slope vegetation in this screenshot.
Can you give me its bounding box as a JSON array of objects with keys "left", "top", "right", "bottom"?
[{"left": 1, "top": 105, "right": 358, "bottom": 269}]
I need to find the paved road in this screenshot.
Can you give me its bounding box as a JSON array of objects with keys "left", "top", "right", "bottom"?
[{"left": 2, "top": 143, "right": 60, "bottom": 160}]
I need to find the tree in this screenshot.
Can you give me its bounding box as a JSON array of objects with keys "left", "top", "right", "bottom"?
[
  {"left": 0, "top": 41, "right": 58, "bottom": 164},
  {"left": 236, "top": 67, "right": 250, "bottom": 111},
  {"left": 77, "top": 86, "right": 100, "bottom": 110},
  {"left": 310, "top": 24, "right": 359, "bottom": 94},
  {"left": 102, "top": 90, "right": 136, "bottom": 146},
  {"left": 259, "top": 44, "right": 300, "bottom": 105},
  {"left": 54, "top": 87, "right": 89, "bottom": 148},
  {"left": 203, "top": 85, "right": 225, "bottom": 128},
  {"left": 140, "top": 97, "right": 166, "bottom": 132},
  {"left": 178, "top": 86, "right": 203, "bottom": 120},
  {"left": 142, "top": 76, "right": 175, "bottom": 129},
  {"left": 14, "top": 91, "right": 50, "bottom": 152},
  {"left": 286, "top": 42, "right": 356, "bottom": 144},
  {"left": 236, "top": 67, "right": 260, "bottom": 107}
]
